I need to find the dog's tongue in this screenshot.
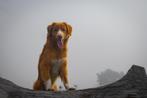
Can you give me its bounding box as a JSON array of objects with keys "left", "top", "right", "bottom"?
[{"left": 57, "top": 38, "right": 63, "bottom": 49}]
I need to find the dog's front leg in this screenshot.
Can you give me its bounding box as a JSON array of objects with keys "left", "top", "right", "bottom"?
[
  {"left": 60, "top": 65, "right": 69, "bottom": 89},
  {"left": 60, "top": 63, "right": 75, "bottom": 90},
  {"left": 39, "top": 62, "right": 51, "bottom": 91}
]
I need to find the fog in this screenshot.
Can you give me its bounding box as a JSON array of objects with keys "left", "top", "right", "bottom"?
[{"left": 0, "top": 0, "right": 147, "bottom": 89}]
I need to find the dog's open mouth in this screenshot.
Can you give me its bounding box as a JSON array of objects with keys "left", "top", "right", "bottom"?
[{"left": 57, "top": 37, "right": 63, "bottom": 49}]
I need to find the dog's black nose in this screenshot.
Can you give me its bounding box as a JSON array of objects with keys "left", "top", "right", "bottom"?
[{"left": 57, "top": 35, "right": 62, "bottom": 40}]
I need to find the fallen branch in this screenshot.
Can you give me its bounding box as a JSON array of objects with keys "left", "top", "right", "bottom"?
[{"left": 0, "top": 65, "right": 147, "bottom": 98}]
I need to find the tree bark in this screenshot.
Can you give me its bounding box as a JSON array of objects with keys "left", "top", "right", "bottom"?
[{"left": 0, "top": 65, "right": 147, "bottom": 98}]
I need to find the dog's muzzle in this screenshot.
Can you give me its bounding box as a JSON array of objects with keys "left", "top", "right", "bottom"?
[{"left": 57, "top": 35, "right": 63, "bottom": 49}]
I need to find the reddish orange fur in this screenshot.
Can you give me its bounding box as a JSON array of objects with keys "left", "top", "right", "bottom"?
[
  {"left": 33, "top": 22, "right": 72, "bottom": 91},
  {"left": 33, "top": 79, "right": 43, "bottom": 90}
]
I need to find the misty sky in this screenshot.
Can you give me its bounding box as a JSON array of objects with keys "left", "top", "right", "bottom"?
[{"left": 0, "top": 0, "right": 147, "bottom": 89}]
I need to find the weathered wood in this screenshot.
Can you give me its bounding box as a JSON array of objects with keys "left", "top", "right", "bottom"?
[{"left": 0, "top": 65, "right": 147, "bottom": 98}]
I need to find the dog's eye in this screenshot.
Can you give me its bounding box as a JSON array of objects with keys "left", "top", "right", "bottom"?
[
  {"left": 61, "top": 28, "right": 66, "bottom": 32},
  {"left": 53, "top": 29, "right": 58, "bottom": 32}
]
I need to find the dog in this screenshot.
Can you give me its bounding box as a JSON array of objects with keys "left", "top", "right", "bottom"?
[{"left": 33, "top": 22, "right": 74, "bottom": 91}]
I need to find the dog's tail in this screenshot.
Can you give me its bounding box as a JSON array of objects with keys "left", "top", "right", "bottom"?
[{"left": 33, "top": 79, "right": 44, "bottom": 90}]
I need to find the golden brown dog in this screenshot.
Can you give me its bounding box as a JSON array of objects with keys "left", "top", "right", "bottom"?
[{"left": 33, "top": 22, "right": 74, "bottom": 91}]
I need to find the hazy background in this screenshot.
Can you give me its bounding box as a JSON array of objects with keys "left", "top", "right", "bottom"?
[{"left": 0, "top": 0, "right": 147, "bottom": 89}]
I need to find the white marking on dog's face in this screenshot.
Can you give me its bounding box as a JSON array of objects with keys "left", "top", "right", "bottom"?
[
  {"left": 56, "top": 30, "right": 66, "bottom": 40},
  {"left": 44, "top": 79, "right": 51, "bottom": 90}
]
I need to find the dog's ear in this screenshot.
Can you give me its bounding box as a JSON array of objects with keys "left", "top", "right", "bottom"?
[
  {"left": 63, "top": 22, "right": 72, "bottom": 36},
  {"left": 47, "top": 24, "right": 53, "bottom": 38},
  {"left": 47, "top": 23, "right": 57, "bottom": 38}
]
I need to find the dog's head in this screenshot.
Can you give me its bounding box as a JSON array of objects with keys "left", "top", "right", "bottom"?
[{"left": 47, "top": 22, "right": 72, "bottom": 49}]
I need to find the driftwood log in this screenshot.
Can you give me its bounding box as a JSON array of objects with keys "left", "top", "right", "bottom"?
[{"left": 0, "top": 65, "right": 147, "bottom": 98}]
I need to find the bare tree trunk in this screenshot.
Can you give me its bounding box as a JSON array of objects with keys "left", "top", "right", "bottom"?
[{"left": 0, "top": 65, "right": 147, "bottom": 98}]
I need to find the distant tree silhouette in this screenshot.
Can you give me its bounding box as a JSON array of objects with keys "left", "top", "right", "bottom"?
[{"left": 97, "top": 69, "right": 124, "bottom": 86}]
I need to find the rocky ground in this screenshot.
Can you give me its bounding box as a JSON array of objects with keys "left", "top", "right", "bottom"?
[{"left": 0, "top": 65, "right": 147, "bottom": 98}]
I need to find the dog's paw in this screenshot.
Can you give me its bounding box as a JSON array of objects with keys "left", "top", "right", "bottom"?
[
  {"left": 47, "top": 89, "right": 54, "bottom": 91},
  {"left": 68, "top": 87, "right": 76, "bottom": 90}
]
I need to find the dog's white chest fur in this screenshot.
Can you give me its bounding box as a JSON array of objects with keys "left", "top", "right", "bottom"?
[
  {"left": 45, "top": 58, "right": 66, "bottom": 90},
  {"left": 51, "top": 58, "right": 66, "bottom": 76}
]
